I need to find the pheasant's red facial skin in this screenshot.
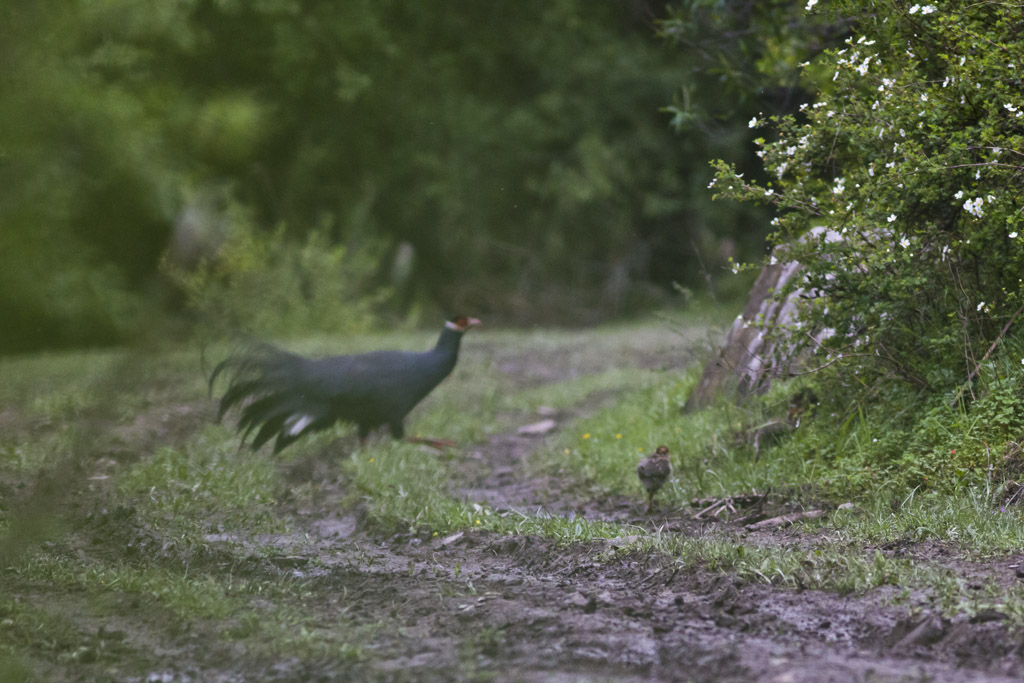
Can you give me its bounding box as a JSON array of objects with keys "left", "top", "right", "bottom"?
[
  {"left": 655, "top": 445, "right": 670, "bottom": 457},
  {"left": 446, "top": 316, "right": 482, "bottom": 333}
]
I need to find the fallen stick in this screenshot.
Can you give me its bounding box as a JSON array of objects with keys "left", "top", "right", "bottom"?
[
  {"left": 692, "top": 499, "right": 727, "bottom": 520},
  {"left": 744, "top": 509, "right": 826, "bottom": 531}
]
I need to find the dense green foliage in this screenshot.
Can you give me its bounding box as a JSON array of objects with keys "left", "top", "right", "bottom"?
[
  {"left": 709, "top": 0, "right": 1024, "bottom": 485},
  {"left": 712, "top": 0, "right": 1024, "bottom": 391},
  {"left": 0, "top": 0, "right": 809, "bottom": 351}
]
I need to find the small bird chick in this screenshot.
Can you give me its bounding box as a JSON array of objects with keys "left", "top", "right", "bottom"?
[{"left": 637, "top": 445, "right": 671, "bottom": 513}]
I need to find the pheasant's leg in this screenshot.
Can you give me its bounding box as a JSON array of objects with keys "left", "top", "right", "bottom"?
[
  {"left": 645, "top": 491, "right": 655, "bottom": 514},
  {"left": 405, "top": 436, "right": 457, "bottom": 450},
  {"left": 393, "top": 421, "right": 455, "bottom": 449}
]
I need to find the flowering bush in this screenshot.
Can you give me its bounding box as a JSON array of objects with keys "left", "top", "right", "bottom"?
[{"left": 712, "top": 1, "right": 1024, "bottom": 396}]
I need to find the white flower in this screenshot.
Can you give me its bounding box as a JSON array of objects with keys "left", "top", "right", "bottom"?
[
  {"left": 1010, "top": 232, "right": 1019, "bottom": 239},
  {"left": 805, "top": 0, "right": 818, "bottom": 9},
  {"left": 764, "top": 188, "right": 775, "bottom": 197},
  {"left": 832, "top": 177, "right": 846, "bottom": 194},
  {"left": 954, "top": 190, "right": 964, "bottom": 199},
  {"left": 899, "top": 237, "right": 910, "bottom": 248},
  {"left": 856, "top": 57, "right": 872, "bottom": 76},
  {"left": 748, "top": 116, "right": 760, "bottom": 128},
  {"left": 1004, "top": 103, "right": 1018, "bottom": 112},
  {"left": 920, "top": 93, "right": 928, "bottom": 102},
  {"left": 909, "top": 4, "right": 921, "bottom": 13},
  {"left": 963, "top": 197, "right": 985, "bottom": 217},
  {"left": 887, "top": 214, "right": 897, "bottom": 223},
  {"left": 977, "top": 301, "right": 985, "bottom": 312},
  {"left": 921, "top": 4, "right": 937, "bottom": 13}
]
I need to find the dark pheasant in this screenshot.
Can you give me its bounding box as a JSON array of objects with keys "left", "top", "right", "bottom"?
[
  {"left": 210, "top": 316, "right": 480, "bottom": 453},
  {"left": 637, "top": 445, "right": 671, "bottom": 513}
]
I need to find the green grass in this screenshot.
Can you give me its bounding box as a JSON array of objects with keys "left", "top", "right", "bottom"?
[
  {"left": 118, "top": 430, "right": 287, "bottom": 537},
  {"left": 831, "top": 487, "right": 1024, "bottom": 551}
]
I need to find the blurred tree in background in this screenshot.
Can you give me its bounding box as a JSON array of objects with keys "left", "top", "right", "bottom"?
[{"left": 0, "top": 0, "right": 840, "bottom": 352}]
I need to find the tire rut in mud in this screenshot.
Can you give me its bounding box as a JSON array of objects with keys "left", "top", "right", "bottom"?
[{"left": 271, "top": 515, "right": 1024, "bottom": 682}]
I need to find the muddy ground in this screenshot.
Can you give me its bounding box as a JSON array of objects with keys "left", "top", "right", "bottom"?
[{"left": 7, "top": 333, "right": 1024, "bottom": 682}]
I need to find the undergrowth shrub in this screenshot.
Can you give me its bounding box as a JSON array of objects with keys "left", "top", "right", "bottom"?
[
  {"left": 771, "top": 362, "right": 1024, "bottom": 496},
  {"left": 164, "top": 205, "right": 390, "bottom": 338}
]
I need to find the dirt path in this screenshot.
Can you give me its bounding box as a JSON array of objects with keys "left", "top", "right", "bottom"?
[
  {"left": 226, "top": 414, "right": 1024, "bottom": 682},
  {"left": 9, "top": 329, "right": 1024, "bottom": 682}
]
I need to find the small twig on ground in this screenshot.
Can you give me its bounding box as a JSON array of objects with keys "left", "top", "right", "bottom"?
[
  {"left": 692, "top": 499, "right": 728, "bottom": 520},
  {"left": 690, "top": 493, "right": 766, "bottom": 520},
  {"left": 744, "top": 509, "right": 826, "bottom": 531}
]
